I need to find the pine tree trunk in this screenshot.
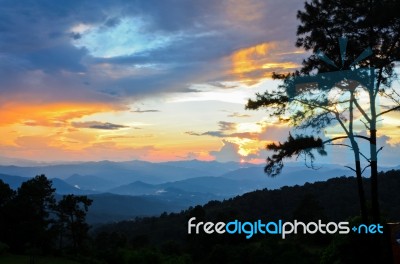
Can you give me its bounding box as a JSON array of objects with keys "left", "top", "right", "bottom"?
[
  {"left": 349, "top": 92, "right": 368, "bottom": 223},
  {"left": 370, "top": 129, "right": 379, "bottom": 223},
  {"left": 369, "top": 83, "right": 379, "bottom": 223},
  {"left": 355, "top": 159, "right": 368, "bottom": 223}
]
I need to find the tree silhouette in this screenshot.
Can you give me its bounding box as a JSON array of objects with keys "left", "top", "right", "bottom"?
[
  {"left": 296, "top": 0, "right": 400, "bottom": 224},
  {"left": 0, "top": 180, "right": 15, "bottom": 246},
  {"left": 247, "top": 66, "right": 370, "bottom": 223},
  {"left": 0, "top": 180, "right": 15, "bottom": 206},
  {"left": 55, "top": 194, "right": 92, "bottom": 254},
  {"left": 0, "top": 174, "right": 93, "bottom": 258},
  {"left": 8, "top": 175, "right": 56, "bottom": 253},
  {"left": 247, "top": 0, "right": 400, "bottom": 224}
]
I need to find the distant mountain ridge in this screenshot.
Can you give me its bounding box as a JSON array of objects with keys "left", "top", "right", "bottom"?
[
  {"left": 0, "top": 173, "right": 217, "bottom": 224},
  {"left": 2, "top": 160, "right": 400, "bottom": 224},
  {"left": 1, "top": 160, "right": 398, "bottom": 196},
  {"left": 0, "top": 160, "right": 221, "bottom": 187},
  {"left": 109, "top": 176, "right": 252, "bottom": 197},
  {"left": 0, "top": 173, "right": 93, "bottom": 195}
]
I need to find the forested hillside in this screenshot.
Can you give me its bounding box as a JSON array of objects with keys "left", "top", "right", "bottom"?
[{"left": 91, "top": 170, "right": 400, "bottom": 263}]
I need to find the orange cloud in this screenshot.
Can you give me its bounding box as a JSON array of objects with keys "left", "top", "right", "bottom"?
[
  {"left": 0, "top": 102, "right": 118, "bottom": 127},
  {"left": 231, "top": 41, "right": 302, "bottom": 84},
  {"left": 232, "top": 42, "right": 274, "bottom": 76},
  {"left": 1, "top": 133, "right": 158, "bottom": 162}
]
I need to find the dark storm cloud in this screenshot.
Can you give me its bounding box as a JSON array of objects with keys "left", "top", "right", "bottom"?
[
  {"left": 26, "top": 44, "right": 87, "bottom": 73},
  {"left": 0, "top": 0, "right": 304, "bottom": 105}
]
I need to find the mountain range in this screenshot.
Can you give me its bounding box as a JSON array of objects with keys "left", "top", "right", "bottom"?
[{"left": 1, "top": 159, "right": 396, "bottom": 224}]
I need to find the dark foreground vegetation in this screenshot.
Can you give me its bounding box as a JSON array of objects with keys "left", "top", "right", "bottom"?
[
  {"left": 1, "top": 170, "right": 400, "bottom": 263},
  {"left": 0, "top": 175, "right": 92, "bottom": 263}
]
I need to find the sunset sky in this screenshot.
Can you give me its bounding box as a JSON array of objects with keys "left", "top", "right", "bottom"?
[{"left": 1, "top": 0, "right": 400, "bottom": 165}]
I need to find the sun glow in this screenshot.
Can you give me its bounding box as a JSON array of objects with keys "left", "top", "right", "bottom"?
[{"left": 236, "top": 122, "right": 262, "bottom": 133}]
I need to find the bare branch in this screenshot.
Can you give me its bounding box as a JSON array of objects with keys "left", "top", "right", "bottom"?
[
  {"left": 325, "top": 143, "right": 352, "bottom": 148},
  {"left": 353, "top": 99, "right": 371, "bottom": 122},
  {"left": 376, "top": 146, "right": 384, "bottom": 156},
  {"left": 360, "top": 119, "right": 370, "bottom": 130},
  {"left": 362, "top": 164, "right": 371, "bottom": 174},
  {"left": 344, "top": 166, "right": 356, "bottom": 173},
  {"left": 376, "top": 105, "right": 400, "bottom": 117},
  {"left": 359, "top": 151, "right": 371, "bottom": 163}
]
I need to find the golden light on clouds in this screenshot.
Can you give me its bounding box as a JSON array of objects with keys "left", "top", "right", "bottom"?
[
  {"left": 262, "top": 62, "right": 298, "bottom": 69},
  {"left": 236, "top": 122, "right": 262, "bottom": 133},
  {"left": 232, "top": 42, "right": 275, "bottom": 77},
  {"left": 379, "top": 112, "right": 400, "bottom": 145},
  {"left": 0, "top": 0, "right": 321, "bottom": 164},
  {"left": 0, "top": 102, "right": 116, "bottom": 127},
  {"left": 231, "top": 42, "right": 301, "bottom": 84},
  {"left": 237, "top": 140, "right": 259, "bottom": 156}
]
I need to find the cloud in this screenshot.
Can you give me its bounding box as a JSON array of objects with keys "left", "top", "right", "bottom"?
[
  {"left": 185, "top": 120, "right": 237, "bottom": 138},
  {"left": 71, "top": 121, "right": 129, "bottom": 130},
  {"left": 202, "top": 131, "right": 226, "bottom": 137},
  {"left": 186, "top": 130, "right": 261, "bottom": 140},
  {"left": 2, "top": 134, "right": 157, "bottom": 162},
  {"left": 0, "top": 102, "right": 118, "bottom": 126},
  {"left": 175, "top": 152, "right": 201, "bottom": 160},
  {"left": 258, "top": 124, "right": 293, "bottom": 141},
  {"left": 228, "top": 112, "right": 251, "bottom": 118},
  {"left": 185, "top": 119, "right": 270, "bottom": 140},
  {"left": 230, "top": 41, "right": 303, "bottom": 84},
  {"left": 185, "top": 120, "right": 238, "bottom": 138},
  {"left": 185, "top": 131, "right": 214, "bottom": 137},
  {"left": 0, "top": 0, "right": 313, "bottom": 163},
  {"left": 131, "top": 108, "right": 160, "bottom": 113},
  {"left": 209, "top": 140, "right": 243, "bottom": 162},
  {"left": 26, "top": 44, "right": 88, "bottom": 73},
  {"left": 218, "top": 121, "right": 236, "bottom": 131},
  {"left": 0, "top": 0, "right": 306, "bottom": 107},
  {"left": 186, "top": 130, "right": 230, "bottom": 137},
  {"left": 209, "top": 139, "right": 262, "bottom": 162}
]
